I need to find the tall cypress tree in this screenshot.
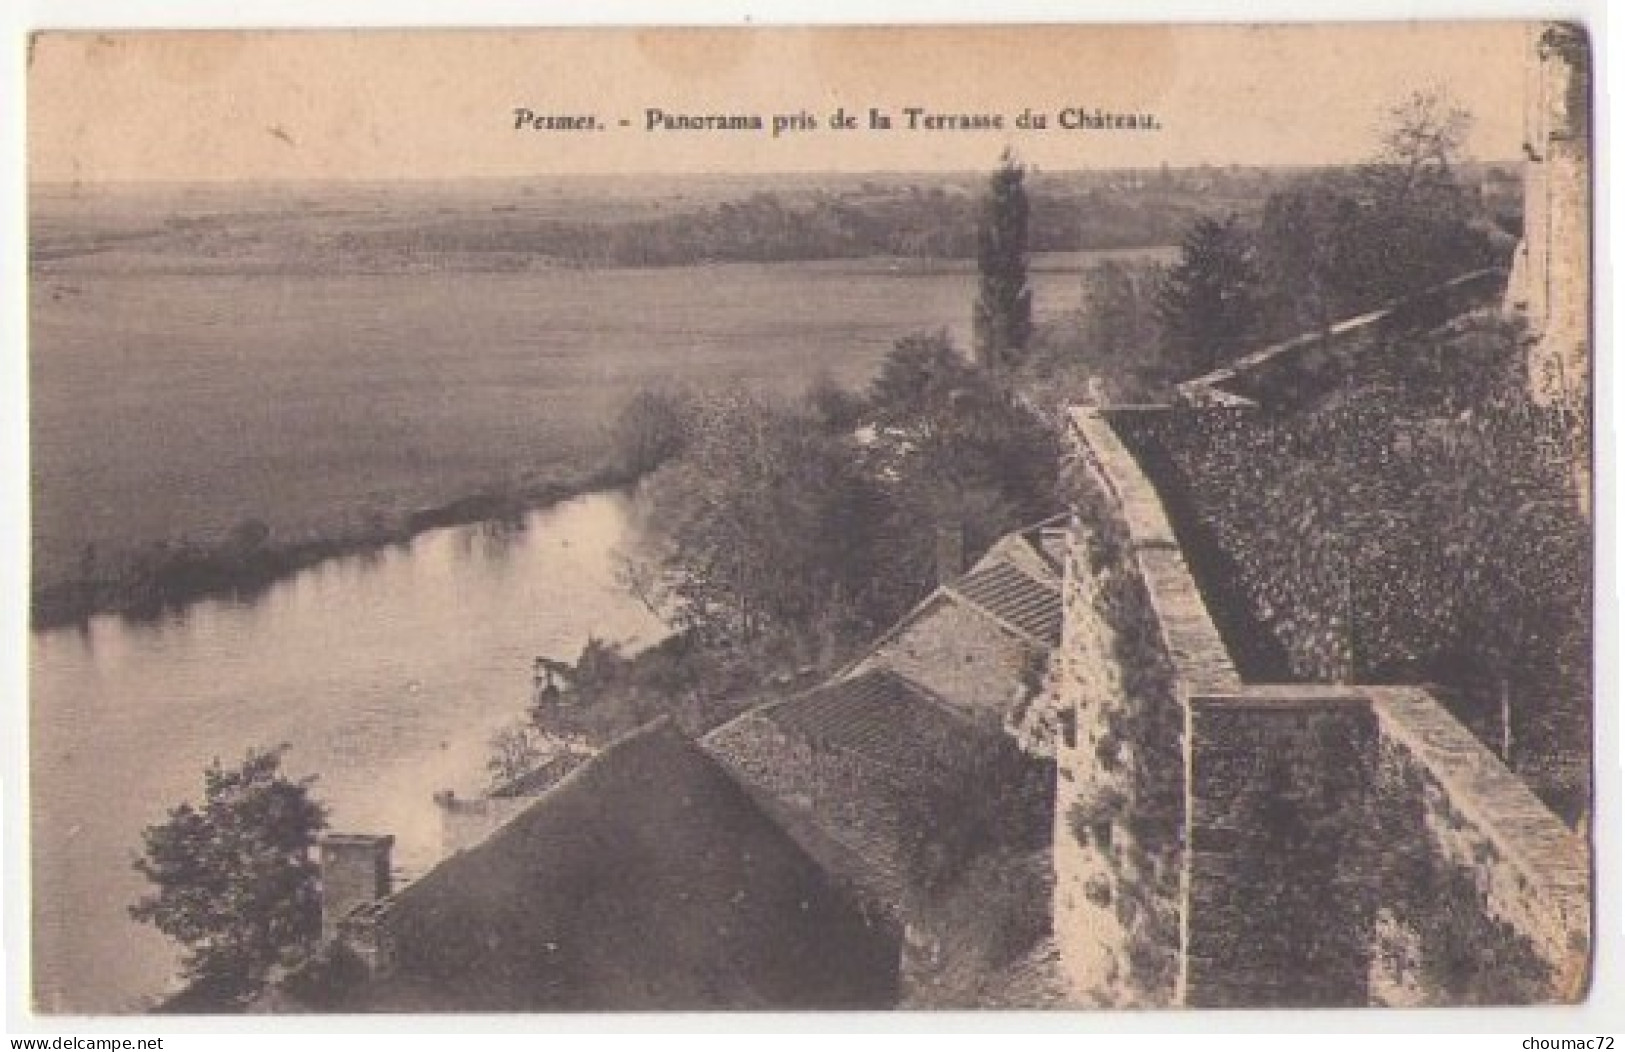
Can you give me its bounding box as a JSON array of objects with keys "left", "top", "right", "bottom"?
[{"left": 972, "top": 150, "right": 1033, "bottom": 371}]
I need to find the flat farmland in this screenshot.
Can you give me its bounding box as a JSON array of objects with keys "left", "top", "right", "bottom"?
[{"left": 30, "top": 187, "right": 1168, "bottom": 591}]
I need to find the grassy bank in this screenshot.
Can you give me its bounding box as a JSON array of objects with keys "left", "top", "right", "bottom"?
[{"left": 31, "top": 466, "right": 637, "bottom": 631}]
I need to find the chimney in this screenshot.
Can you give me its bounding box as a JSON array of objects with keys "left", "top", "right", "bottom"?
[
  {"left": 318, "top": 833, "right": 394, "bottom": 944},
  {"left": 337, "top": 898, "right": 398, "bottom": 978},
  {"left": 934, "top": 523, "right": 965, "bottom": 585}
]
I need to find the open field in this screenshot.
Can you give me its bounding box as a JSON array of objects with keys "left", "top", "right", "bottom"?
[{"left": 30, "top": 183, "right": 1172, "bottom": 596}]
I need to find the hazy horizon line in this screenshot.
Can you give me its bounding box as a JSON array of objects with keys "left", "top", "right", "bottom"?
[{"left": 31, "top": 158, "right": 1526, "bottom": 190}]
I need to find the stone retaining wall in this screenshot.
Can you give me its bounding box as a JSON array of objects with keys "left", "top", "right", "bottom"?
[
  {"left": 1368, "top": 687, "right": 1591, "bottom": 1001},
  {"left": 1183, "top": 689, "right": 1376, "bottom": 1007},
  {"left": 1056, "top": 406, "right": 1591, "bottom": 1006}
]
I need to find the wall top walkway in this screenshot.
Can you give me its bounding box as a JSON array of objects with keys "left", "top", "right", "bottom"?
[
  {"left": 1067, "top": 407, "right": 1239, "bottom": 695},
  {"left": 1175, "top": 268, "right": 1506, "bottom": 406}
]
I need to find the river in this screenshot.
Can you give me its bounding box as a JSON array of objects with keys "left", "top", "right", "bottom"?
[{"left": 28, "top": 491, "right": 663, "bottom": 1013}]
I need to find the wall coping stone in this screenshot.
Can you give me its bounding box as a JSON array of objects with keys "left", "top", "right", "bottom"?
[
  {"left": 1069, "top": 407, "right": 1241, "bottom": 696},
  {"left": 1174, "top": 267, "right": 1505, "bottom": 406},
  {"left": 1190, "top": 686, "right": 1371, "bottom": 711},
  {"left": 1368, "top": 687, "right": 1590, "bottom": 897}
]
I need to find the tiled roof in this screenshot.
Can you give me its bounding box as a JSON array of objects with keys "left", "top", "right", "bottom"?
[
  {"left": 836, "top": 518, "right": 1066, "bottom": 685},
  {"left": 315, "top": 719, "right": 899, "bottom": 1012},
  {"left": 763, "top": 669, "right": 970, "bottom": 767},
  {"left": 947, "top": 560, "right": 1063, "bottom": 647}
]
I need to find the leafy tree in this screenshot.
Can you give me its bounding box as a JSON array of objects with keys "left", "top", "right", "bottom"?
[
  {"left": 1359, "top": 91, "right": 1494, "bottom": 301},
  {"left": 1253, "top": 92, "right": 1500, "bottom": 333},
  {"left": 869, "top": 331, "right": 981, "bottom": 430},
  {"left": 1078, "top": 258, "right": 1160, "bottom": 363},
  {"left": 1156, "top": 214, "right": 1263, "bottom": 373},
  {"left": 866, "top": 332, "right": 1060, "bottom": 614},
  {"left": 1363, "top": 89, "right": 1473, "bottom": 208},
  {"left": 1018, "top": 259, "right": 1177, "bottom": 406},
  {"left": 800, "top": 370, "right": 868, "bottom": 434},
  {"left": 608, "top": 386, "right": 693, "bottom": 479},
  {"left": 972, "top": 150, "right": 1034, "bottom": 370},
  {"left": 1257, "top": 180, "right": 1365, "bottom": 335},
  {"left": 130, "top": 747, "right": 327, "bottom": 1005},
  {"left": 868, "top": 333, "right": 1056, "bottom": 495},
  {"left": 639, "top": 393, "right": 885, "bottom": 646}
]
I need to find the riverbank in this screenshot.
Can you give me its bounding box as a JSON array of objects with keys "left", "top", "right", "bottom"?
[
  {"left": 30, "top": 466, "right": 639, "bottom": 630},
  {"left": 31, "top": 488, "right": 667, "bottom": 1011}
]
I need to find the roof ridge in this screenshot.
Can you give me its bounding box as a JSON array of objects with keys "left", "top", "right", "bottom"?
[
  {"left": 703, "top": 666, "right": 942, "bottom": 746},
  {"left": 831, "top": 588, "right": 954, "bottom": 680},
  {"left": 766, "top": 665, "right": 979, "bottom": 732},
  {"left": 1016, "top": 510, "right": 1071, "bottom": 533},
  {"left": 827, "top": 666, "right": 969, "bottom": 722},
  {"left": 873, "top": 669, "right": 982, "bottom": 729},
  {"left": 493, "top": 716, "right": 683, "bottom": 814}
]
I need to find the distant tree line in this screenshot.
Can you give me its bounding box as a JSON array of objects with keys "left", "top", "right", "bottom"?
[{"left": 340, "top": 174, "right": 1288, "bottom": 268}]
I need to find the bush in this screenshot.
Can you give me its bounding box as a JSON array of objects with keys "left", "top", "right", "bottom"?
[{"left": 609, "top": 386, "right": 693, "bottom": 479}]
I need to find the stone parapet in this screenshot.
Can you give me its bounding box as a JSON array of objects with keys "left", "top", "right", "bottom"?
[
  {"left": 1066, "top": 408, "right": 1239, "bottom": 696},
  {"left": 1368, "top": 687, "right": 1591, "bottom": 999},
  {"left": 1057, "top": 401, "right": 1591, "bottom": 1007}
]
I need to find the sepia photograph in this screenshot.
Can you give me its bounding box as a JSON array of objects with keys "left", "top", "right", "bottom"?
[{"left": 17, "top": 21, "right": 1599, "bottom": 1017}]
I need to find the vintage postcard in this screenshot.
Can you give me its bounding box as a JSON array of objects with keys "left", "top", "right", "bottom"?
[{"left": 21, "top": 23, "right": 1595, "bottom": 1015}]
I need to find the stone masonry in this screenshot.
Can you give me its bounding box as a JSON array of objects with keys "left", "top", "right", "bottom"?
[{"left": 1054, "top": 407, "right": 1592, "bottom": 1006}]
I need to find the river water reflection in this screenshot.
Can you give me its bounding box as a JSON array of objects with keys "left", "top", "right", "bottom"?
[{"left": 28, "top": 491, "right": 662, "bottom": 1013}]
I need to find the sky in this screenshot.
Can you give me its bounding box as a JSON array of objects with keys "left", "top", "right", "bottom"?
[{"left": 27, "top": 22, "right": 1535, "bottom": 182}]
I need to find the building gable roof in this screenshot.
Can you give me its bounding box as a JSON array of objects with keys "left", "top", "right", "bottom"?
[
  {"left": 945, "top": 558, "right": 1063, "bottom": 649},
  {"left": 758, "top": 668, "right": 975, "bottom": 769},
  {"left": 324, "top": 720, "right": 898, "bottom": 1012},
  {"left": 845, "top": 516, "right": 1066, "bottom": 676}
]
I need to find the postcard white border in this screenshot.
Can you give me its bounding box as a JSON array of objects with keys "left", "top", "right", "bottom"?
[{"left": 1, "top": 0, "right": 1616, "bottom": 1040}]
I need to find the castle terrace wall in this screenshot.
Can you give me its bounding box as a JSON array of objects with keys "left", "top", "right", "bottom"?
[
  {"left": 1050, "top": 527, "right": 1152, "bottom": 1006},
  {"left": 1182, "top": 689, "right": 1377, "bottom": 1007},
  {"left": 1050, "top": 409, "right": 1236, "bottom": 1006},
  {"left": 1068, "top": 410, "right": 1240, "bottom": 697},
  {"left": 1367, "top": 687, "right": 1591, "bottom": 1002}
]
